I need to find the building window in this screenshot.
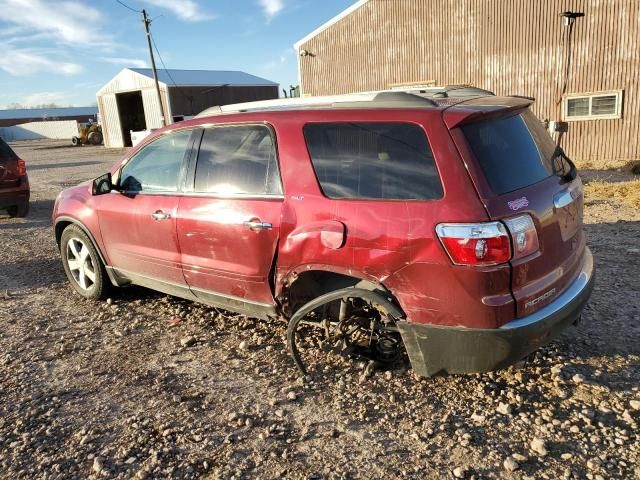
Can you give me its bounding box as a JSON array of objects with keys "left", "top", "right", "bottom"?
[{"left": 563, "top": 91, "right": 623, "bottom": 121}]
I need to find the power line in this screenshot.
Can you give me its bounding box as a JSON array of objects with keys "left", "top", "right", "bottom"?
[
  {"left": 114, "top": 0, "right": 141, "bottom": 13},
  {"left": 112, "top": 0, "right": 167, "bottom": 125},
  {"left": 150, "top": 32, "right": 178, "bottom": 88},
  {"left": 151, "top": 32, "right": 204, "bottom": 116}
]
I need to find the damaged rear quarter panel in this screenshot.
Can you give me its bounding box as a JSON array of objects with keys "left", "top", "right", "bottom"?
[{"left": 272, "top": 109, "right": 511, "bottom": 328}]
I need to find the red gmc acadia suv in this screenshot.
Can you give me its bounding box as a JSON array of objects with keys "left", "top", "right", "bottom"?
[{"left": 52, "top": 89, "right": 594, "bottom": 377}]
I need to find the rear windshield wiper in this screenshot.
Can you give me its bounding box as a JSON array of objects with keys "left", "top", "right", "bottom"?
[{"left": 551, "top": 146, "right": 577, "bottom": 183}]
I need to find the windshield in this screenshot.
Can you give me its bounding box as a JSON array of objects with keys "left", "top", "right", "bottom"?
[{"left": 461, "top": 110, "right": 557, "bottom": 195}]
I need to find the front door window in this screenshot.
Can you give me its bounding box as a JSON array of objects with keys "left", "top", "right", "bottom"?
[{"left": 119, "top": 130, "right": 192, "bottom": 193}]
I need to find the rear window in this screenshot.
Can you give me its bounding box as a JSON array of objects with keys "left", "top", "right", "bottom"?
[
  {"left": 0, "top": 138, "right": 17, "bottom": 162},
  {"left": 461, "top": 110, "right": 556, "bottom": 195},
  {"left": 303, "top": 122, "right": 442, "bottom": 200}
]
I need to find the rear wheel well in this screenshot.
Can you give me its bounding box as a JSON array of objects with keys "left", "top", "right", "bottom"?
[{"left": 282, "top": 270, "right": 401, "bottom": 317}]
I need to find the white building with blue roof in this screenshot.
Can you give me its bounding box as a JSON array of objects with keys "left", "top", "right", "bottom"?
[{"left": 97, "top": 68, "right": 278, "bottom": 147}]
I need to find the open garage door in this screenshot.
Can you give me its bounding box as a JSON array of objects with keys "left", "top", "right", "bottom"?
[{"left": 116, "top": 91, "right": 147, "bottom": 147}]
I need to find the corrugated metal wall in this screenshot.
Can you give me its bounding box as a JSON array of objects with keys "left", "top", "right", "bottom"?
[
  {"left": 98, "top": 69, "right": 160, "bottom": 95},
  {"left": 168, "top": 86, "right": 279, "bottom": 117},
  {"left": 298, "top": 0, "right": 640, "bottom": 165},
  {"left": 142, "top": 88, "right": 171, "bottom": 130},
  {"left": 98, "top": 94, "right": 123, "bottom": 148}
]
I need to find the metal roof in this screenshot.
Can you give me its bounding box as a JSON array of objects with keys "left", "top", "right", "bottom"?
[
  {"left": 0, "top": 106, "right": 97, "bottom": 121},
  {"left": 129, "top": 68, "right": 278, "bottom": 87}
]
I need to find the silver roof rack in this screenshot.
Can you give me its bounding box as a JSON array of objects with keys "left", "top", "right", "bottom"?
[{"left": 195, "top": 86, "right": 494, "bottom": 118}]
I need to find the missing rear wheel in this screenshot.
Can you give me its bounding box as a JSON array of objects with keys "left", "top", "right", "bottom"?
[{"left": 287, "top": 288, "right": 406, "bottom": 376}]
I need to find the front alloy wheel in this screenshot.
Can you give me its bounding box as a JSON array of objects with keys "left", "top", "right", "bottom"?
[
  {"left": 66, "top": 237, "right": 96, "bottom": 290},
  {"left": 60, "top": 224, "right": 110, "bottom": 300}
]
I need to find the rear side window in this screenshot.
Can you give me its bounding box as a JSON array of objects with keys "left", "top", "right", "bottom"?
[
  {"left": 0, "top": 138, "right": 17, "bottom": 162},
  {"left": 195, "top": 125, "right": 282, "bottom": 195},
  {"left": 303, "top": 122, "right": 442, "bottom": 200},
  {"left": 461, "top": 110, "right": 556, "bottom": 195}
]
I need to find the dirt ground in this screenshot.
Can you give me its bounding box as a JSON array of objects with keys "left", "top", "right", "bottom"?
[{"left": 1, "top": 139, "right": 638, "bottom": 480}]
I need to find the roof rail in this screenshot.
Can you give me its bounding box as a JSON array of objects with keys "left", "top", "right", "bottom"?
[
  {"left": 418, "top": 85, "right": 496, "bottom": 98},
  {"left": 196, "top": 92, "right": 379, "bottom": 117},
  {"left": 195, "top": 86, "right": 490, "bottom": 118},
  {"left": 331, "top": 91, "right": 438, "bottom": 108}
]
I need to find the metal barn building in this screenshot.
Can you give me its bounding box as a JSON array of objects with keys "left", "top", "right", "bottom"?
[
  {"left": 295, "top": 0, "right": 640, "bottom": 167},
  {"left": 97, "top": 68, "right": 279, "bottom": 147}
]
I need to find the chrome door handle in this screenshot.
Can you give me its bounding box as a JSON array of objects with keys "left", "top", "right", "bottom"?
[
  {"left": 151, "top": 211, "right": 171, "bottom": 221},
  {"left": 243, "top": 220, "right": 272, "bottom": 231}
]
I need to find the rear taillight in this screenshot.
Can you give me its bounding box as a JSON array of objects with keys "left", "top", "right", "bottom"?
[
  {"left": 17, "top": 159, "right": 27, "bottom": 176},
  {"left": 503, "top": 214, "right": 539, "bottom": 259},
  {"left": 436, "top": 222, "right": 511, "bottom": 266},
  {"left": 437, "top": 215, "right": 540, "bottom": 266}
]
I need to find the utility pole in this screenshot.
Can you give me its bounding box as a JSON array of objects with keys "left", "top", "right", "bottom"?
[{"left": 142, "top": 9, "right": 166, "bottom": 127}]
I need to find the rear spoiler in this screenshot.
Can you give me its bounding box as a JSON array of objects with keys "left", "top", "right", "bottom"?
[{"left": 443, "top": 96, "right": 534, "bottom": 129}]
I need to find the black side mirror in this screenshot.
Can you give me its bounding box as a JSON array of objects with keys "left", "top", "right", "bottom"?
[
  {"left": 92, "top": 172, "right": 113, "bottom": 195},
  {"left": 560, "top": 154, "right": 578, "bottom": 183}
]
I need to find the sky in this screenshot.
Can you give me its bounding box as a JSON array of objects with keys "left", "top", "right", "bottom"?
[{"left": 0, "top": 0, "right": 355, "bottom": 109}]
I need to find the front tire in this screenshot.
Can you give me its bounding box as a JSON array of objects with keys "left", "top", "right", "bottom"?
[
  {"left": 60, "top": 225, "right": 110, "bottom": 300},
  {"left": 88, "top": 131, "right": 103, "bottom": 145}
]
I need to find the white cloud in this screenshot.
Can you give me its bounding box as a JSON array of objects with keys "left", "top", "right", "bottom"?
[
  {"left": 142, "top": 0, "right": 213, "bottom": 22},
  {"left": 0, "top": 0, "right": 110, "bottom": 47},
  {"left": 22, "top": 91, "right": 71, "bottom": 107},
  {"left": 103, "top": 57, "right": 148, "bottom": 68},
  {"left": 258, "top": 0, "right": 284, "bottom": 20},
  {"left": 0, "top": 47, "right": 82, "bottom": 76},
  {"left": 0, "top": 91, "right": 76, "bottom": 108},
  {"left": 0, "top": 0, "right": 118, "bottom": 78}
]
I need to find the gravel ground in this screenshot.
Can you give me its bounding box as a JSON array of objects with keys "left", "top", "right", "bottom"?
[{"left": 1, "top": 139, "right": 639, "bottom": 480}]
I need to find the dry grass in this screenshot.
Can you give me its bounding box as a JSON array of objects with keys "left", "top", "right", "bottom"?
[
  {"left": 576, "top": 159, "right": 640, "bottom": 174},
  {"left": 585, "top": 178, "right": 640, "bottom": 208}
]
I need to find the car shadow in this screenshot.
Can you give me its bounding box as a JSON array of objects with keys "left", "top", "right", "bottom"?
[
  {"left": 31, "top": 144, "right": 97, "bottom": 150},
  {"left": 0, "top": 257, "right": 65, "bottom": 290},
  {"left": 28, "top": 161, "right": 104, "bottom": 171},
  {"left": 0, "top": 199, "right": 55, "bottom": 228},
  {"left": 580, "top": 219, "right": 639, "bottom": 354}
]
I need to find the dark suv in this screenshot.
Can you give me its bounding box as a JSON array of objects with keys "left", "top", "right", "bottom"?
[
  {"left": 52, "top": 91, "right": 594, "bottom": 377},
  {"left": 0, "top": 137, "right": 29, "bottom": 217}
]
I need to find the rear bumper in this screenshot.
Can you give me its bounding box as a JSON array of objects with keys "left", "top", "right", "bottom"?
[
  {"left": 0, "top": 179, "right": 30, "bottom": 209},
  {"left": 397, "top": 247, "right": 595, "bottom": 377}
]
